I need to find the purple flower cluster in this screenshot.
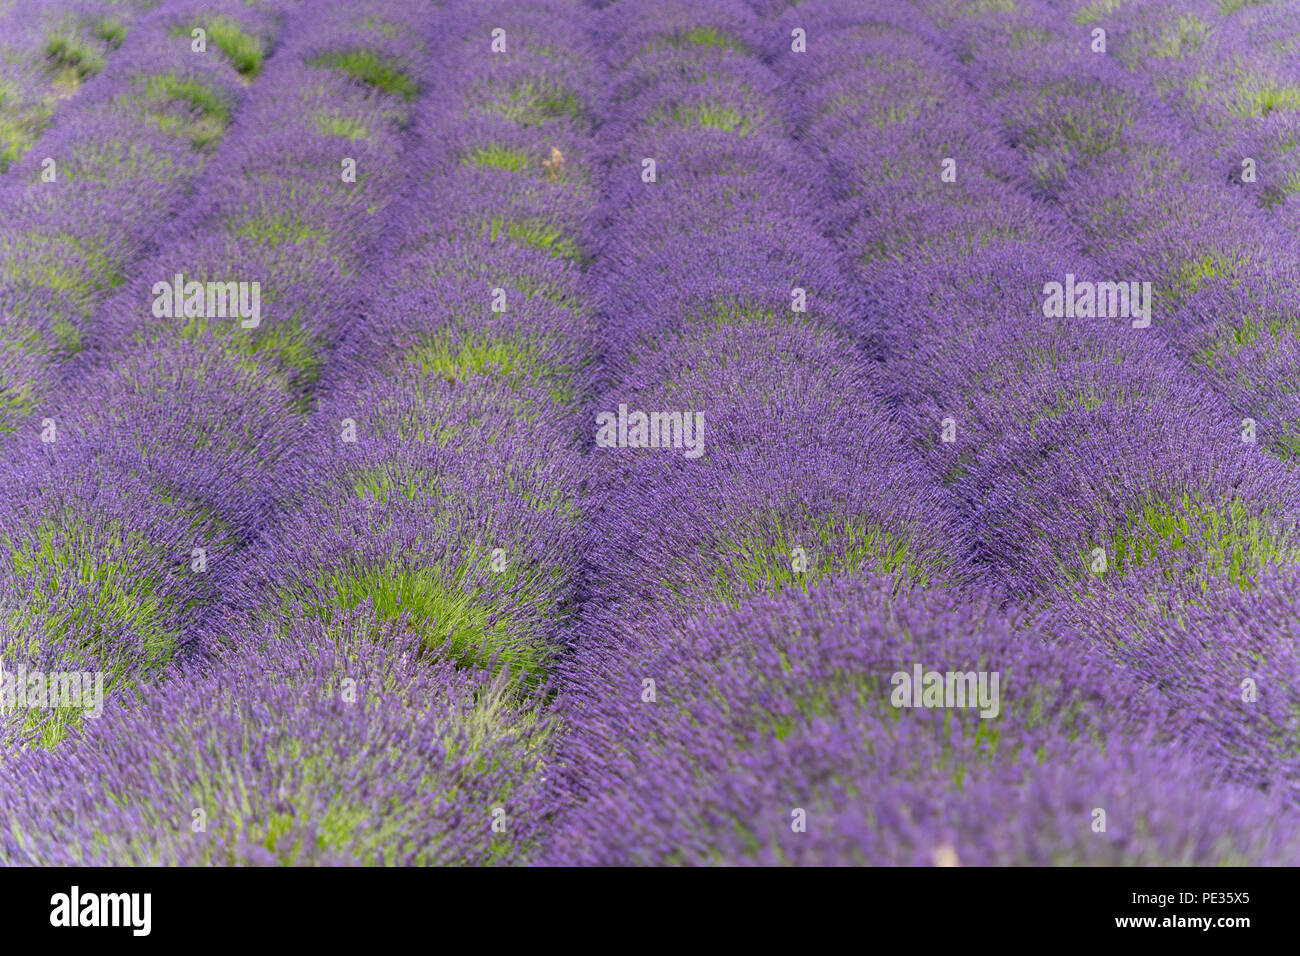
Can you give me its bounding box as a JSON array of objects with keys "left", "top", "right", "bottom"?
[{"left": 1, "top": 0, "right": 1298, "bottom": 866}]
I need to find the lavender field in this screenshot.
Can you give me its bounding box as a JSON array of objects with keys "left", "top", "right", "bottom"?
[{"left": 1, "top": 0, "right": 1299, "bottom": 867}]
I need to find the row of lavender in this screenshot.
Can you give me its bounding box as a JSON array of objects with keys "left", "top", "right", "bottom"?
[
  {"left": 0, "top": 0, "right": 297, "bottom": 748},
  {"left": 750, "top": 0, "right": 1300, "bottom": 860},
  {"left": 540, "top": 0, "right": 945, "bottom": 863},
  {"left": 211, "top": 0, "right": 607, "bottom": 862},
  {"left": 0, "top": 0, "right": 307, "bottom": 731}
]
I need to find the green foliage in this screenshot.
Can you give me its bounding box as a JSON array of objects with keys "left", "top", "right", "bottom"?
[
  {"left": 480, "top": 215, "right": 583, "bottom": 262},
  {"left": 45, "top": 33, "right": 106, "bottom": 83},
  {"left": 480, "top": 80, "right": 580, "bottom": 126},
  {"left": 297, "top": 557, "right": 552, "bottom": 683},
  {"left": 205, "top": 17, "right": 264, "bottom": 77},
  {"left": 408, "top": 331, "right": 574, "bottom": 404},
  {"left": 136, "top": 73, "right": 231, "bottom": 149},
  {"left": 675, "top": 26, "right": 746, "bottom": 53},
  {"left": 464, "top": 145, "right": 530, "bottom": 172},
  {"left": 1079, "top": 494, "right": 1298, "bottom": 589},
  {"left": 314, "top": 111, "right": 369, "bottom": 140},
  {"left": 92, "top": 17, "right": 128, "bottom": 49},
  {"left": 308, "top": 49, "right": 417, "bottom": 101}
]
